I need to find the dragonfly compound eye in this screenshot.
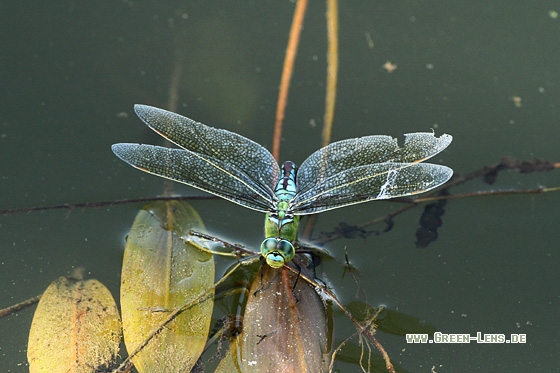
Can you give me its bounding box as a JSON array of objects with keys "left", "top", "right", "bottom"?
[
  {"left": 261, "top": 238, "right": 278, "bottom": 255},
  {"left": 276, "top": 239, "right": 295, "bottom": 262},
  {"left": 260, "top": 238, "right": 295, "bottom": 268},
  {"left": 261, "top": 238, "right": 285, "bottom": 268}
]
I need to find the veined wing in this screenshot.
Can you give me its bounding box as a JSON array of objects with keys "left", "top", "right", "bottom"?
[
  {"left": 134, "top": 105, "right": 280, "bottom": 193},
  {"left": 297, "top": 132, "right": 452, "bottom": 195},
  {"left": 112, "top": 143, "right": 276, "bottom": 212},
  {"left": 291, "top": 162, "right": 453, "bottom": 215}
]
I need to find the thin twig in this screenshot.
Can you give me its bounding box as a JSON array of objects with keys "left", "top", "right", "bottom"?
[
  {"left": 0, "top": 195, "right": 215, "bottom": 215},
  {"left": 0, "top": 295, "right": 42, "bottom": 318}
]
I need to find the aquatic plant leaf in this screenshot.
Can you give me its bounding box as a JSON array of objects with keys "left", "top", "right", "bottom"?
[
  {"left": 215, "top": 345, "right": 242, "bottom": 373},
  {"left": 121, "top": 200, "right": 214, "bottom": 372},
  {"left": 27, "top": 277, "right": 121, "bottom": 373},
  {"left": 232, "top": 255, "right": 331, "bottom": 373}
]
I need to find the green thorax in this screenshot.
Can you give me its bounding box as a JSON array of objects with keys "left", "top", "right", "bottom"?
[
  {"left": 260, "top": 161, "right": 300, "bottom": 268},
  {"left": 264, "top": 212, "right": 300, "bottom": 243}
]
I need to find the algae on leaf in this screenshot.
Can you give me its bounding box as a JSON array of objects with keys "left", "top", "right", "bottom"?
[
  {"left": 27, "top": 276, "right": 121, "bottom": 373},
  {"left": 120, "top": 200, "right": 215, "bottom": 373}
]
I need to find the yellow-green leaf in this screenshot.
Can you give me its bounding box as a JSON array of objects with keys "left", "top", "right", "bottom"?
[
  {"left": 215, "top": 342, "right": 242, "bottom": 373},
  {"left": 27, "top": 276, "right": 121, "bottom": 373},
  {"left": 121, "top": 200, "right": 215, "bottom": 372}
]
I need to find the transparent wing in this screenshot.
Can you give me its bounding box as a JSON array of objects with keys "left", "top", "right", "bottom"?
[
  {"left": 134, "top": 104, "right": 280, "bottom": 194},
  {"left": 291, "top": 162, "right": 453, "bottom": 214},
  {"left": 112, "top": 143, "right": 276, "bottom": 212},
  {"left": 297, "top": 132, "right": 452, "bottom": 194}
]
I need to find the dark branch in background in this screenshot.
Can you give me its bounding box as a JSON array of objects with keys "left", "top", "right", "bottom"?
[
  {"left": 0, "top": 195, "right": 216, "bottom": 215},
  {"left": 447, "top": 157, "right": 557, "bottom": 188},
  {"left": 0, "top": 295, "right": 41, "bottom": 318},
  {"left": 414, "top": 157, "right": 558, "bottom": 247},
  {"left": 314, "top": 157, "right": 559, "bottom": 248},
  {"left": 2, "top": 158, "right": 558, "bottom": 250}
]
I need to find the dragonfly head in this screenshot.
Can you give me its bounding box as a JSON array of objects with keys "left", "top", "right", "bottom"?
[{"left": 260, "top": 238, "right": 295, "bottom": 268}]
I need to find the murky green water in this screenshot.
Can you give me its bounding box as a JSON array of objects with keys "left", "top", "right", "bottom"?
[{"left": 1, "top": 1, "right": 559, "bottom": 371}]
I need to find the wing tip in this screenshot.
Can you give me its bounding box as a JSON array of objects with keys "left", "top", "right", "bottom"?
[
  {"left": 134, "top": 103, "right": 157, "bottom": 120},
  {"left": 111, "top": 142, "right": 126, "bottom": 154},
  {"left": 112, "top": 143, "right": 151, "bottom": 160}
]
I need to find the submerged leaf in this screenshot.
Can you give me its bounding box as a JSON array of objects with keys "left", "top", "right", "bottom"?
[
  {"left": 215, "top": 345, "right": 242, "bottom": 373},
  {"left": 27, "top": 276, "right": 121, "bottom": 373},
  {"left": 121, "top": 200, "right": 215, "bottom": 372},
  {"left": 231, "top": 255, "right": 331, "bottom": 373}
]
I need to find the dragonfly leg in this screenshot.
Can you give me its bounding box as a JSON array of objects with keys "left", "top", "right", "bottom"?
[
  {"left": 290, "top": 261, "right": 302, "bottom": 304},
  {"left": 187, "top": 230, "right": 254, "bottom": 259},
  {"left": 252, "top": 258, "right": 268, "bottom": 297}
]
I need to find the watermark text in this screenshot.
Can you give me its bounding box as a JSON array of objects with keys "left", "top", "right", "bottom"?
[{"left": 406, "top": 332, "right": 526, "bottom": 344}]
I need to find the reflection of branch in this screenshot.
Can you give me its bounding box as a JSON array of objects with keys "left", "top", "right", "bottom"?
[
  {"left": 167, "top": 49, "right": 184, "bottom": 114},
  {"left": 302, "top": 0, "right": 339, "bottom": 242},
  {"left": 314, "top": 203, "right": 416, "bottom": 245},
  {"left": 315, "top": 157, "right": 560, "bottom": 246},
  {"left": 413, "top": 186, "right": 559, "bottom": 203},
  {"left": 3, "top": 157, "right": 558, "bottom": 218},
  {"left": 414, "top": 157, "right": 560, "bottom": 203},
  {"left": 444, "top": 157, "right": 559, "bottom": 189},
  {"left": 162, "top": 50, "right": 187, "bottom": 197},
  {"left": 322, "top": 0, "right": 338, "bottom": 148},
  {"left": 272, "top": 0, "right": 308, "bottom": 162}
]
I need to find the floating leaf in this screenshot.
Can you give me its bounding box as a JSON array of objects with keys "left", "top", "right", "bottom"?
[
  {"left": 230, "top": 255, "right": 330, "bottom": 373},
  {"left": 27, "top": 276, "right": 121, "bottom": 373},
  {"left": 121, "top": 200, "right": 214, "bottom": 372}
]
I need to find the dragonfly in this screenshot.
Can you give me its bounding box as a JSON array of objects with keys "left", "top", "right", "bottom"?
[{"left": 112, "top": 105, "right": 453, "bottom": 268}]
